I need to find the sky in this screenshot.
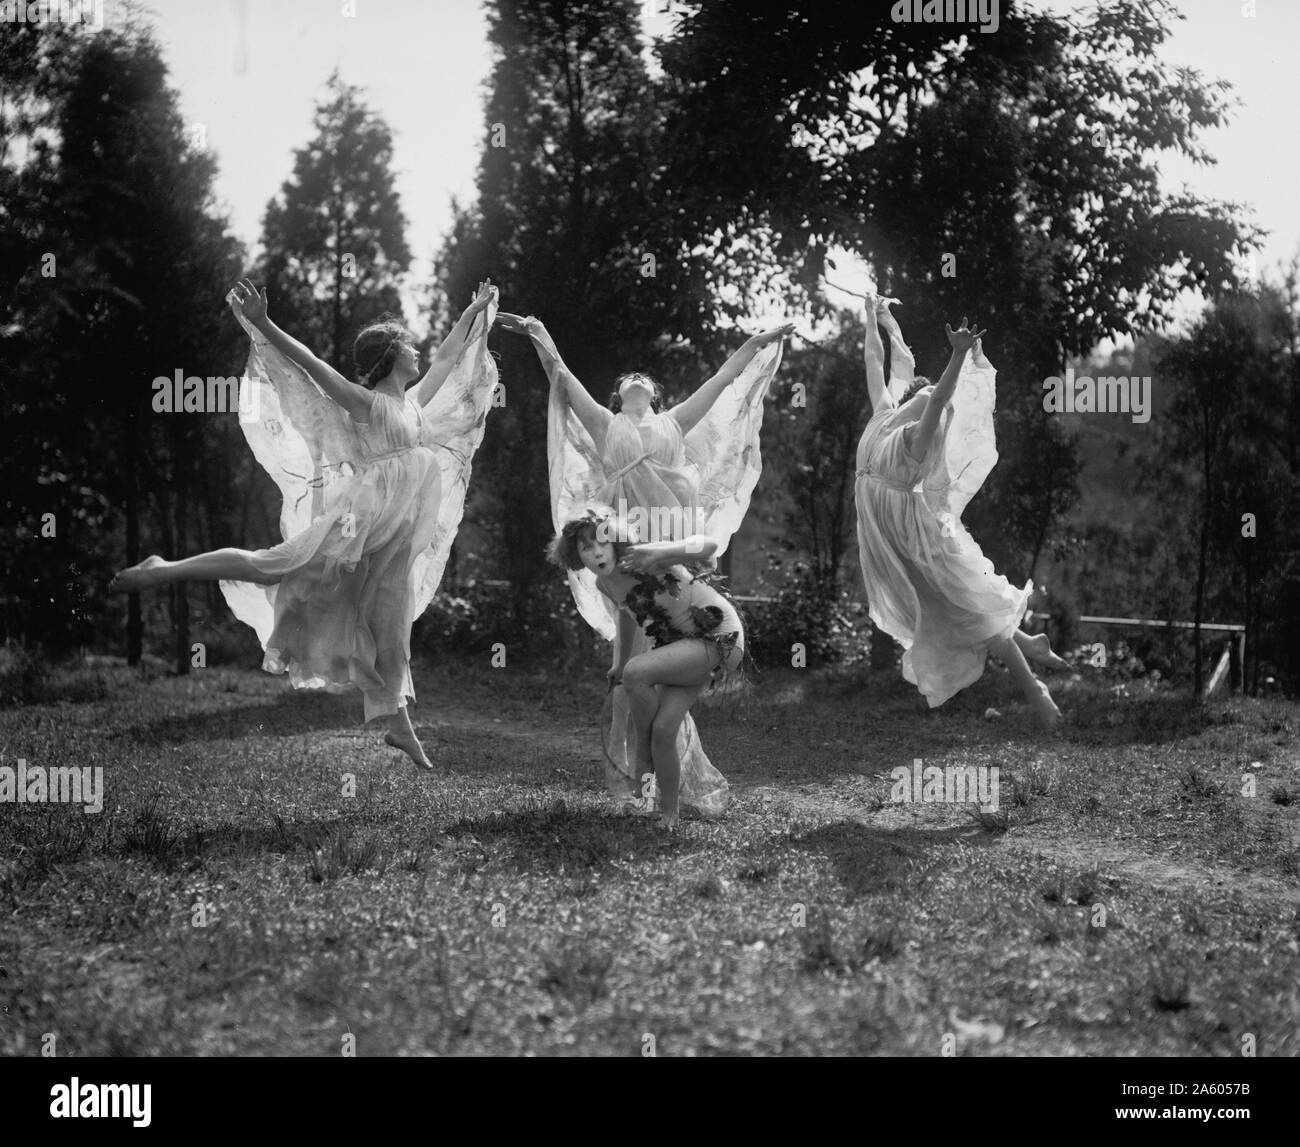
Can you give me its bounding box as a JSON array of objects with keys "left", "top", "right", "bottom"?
[{"left": 139, "top": 0, "right": 1299, "bottom": 342}]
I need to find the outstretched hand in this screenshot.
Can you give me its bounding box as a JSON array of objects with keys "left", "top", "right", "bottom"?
[
  {"left": 945, "top": 316, "right": 986, "bottom": 352},
  {"left": 495, "top": 312, "right": 538, "bottom": 336},
  {"left": 865, "top": 293, "right": 901, "bottom": 312},
  {"left": 466, "top": 278, "right": 498, "bottom": 317},
  {"left": 749, "top": 322, "right": 797, "bottom": 348},
  {"left": 227, "top": 278, "right": 268, "bottom": 326}
]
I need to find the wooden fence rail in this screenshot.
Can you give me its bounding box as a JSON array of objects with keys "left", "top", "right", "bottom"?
[{"left": 460, "top": 582, "right": 1246, "bottom": 694}]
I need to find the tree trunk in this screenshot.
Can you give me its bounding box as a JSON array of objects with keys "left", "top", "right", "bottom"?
[
  {"left": 1027, "top": 438, "right": 1052, "bottom": 584},
  {"left": 125, "top": 414, "right": 142, "bottom": 666},
  {"left": 1193, "top": 415, "right": 1211, "bottom": 696},
  {"left": 173, "top": 441, "right": 190, "bottom": 676},
  {"left": 1242, "top": 574, "right": 1253, "bottom": 695}
]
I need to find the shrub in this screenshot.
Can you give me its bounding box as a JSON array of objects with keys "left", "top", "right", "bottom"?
[{"left": 743, "top": 557, "right": 868, "bottom": 669}]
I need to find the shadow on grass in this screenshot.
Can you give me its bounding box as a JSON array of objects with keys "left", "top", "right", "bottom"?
[
  {"left": 788, "top": 819, "right": 983, "bottom": 899},
  {"left": 1059, "top": 688, "right": 1223, "bottom": 747},
  {"left": 443, "top": 802, "right": 697, "bottom": 873},
  {"left": 114, "top": 691, "right": 354, "bottom": 746},
  {"left": 113, "top": 803, "right": 346, "bottom": 871}
]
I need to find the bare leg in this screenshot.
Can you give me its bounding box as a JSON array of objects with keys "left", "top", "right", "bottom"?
[
  {"left": 623, "top": 641, "right": 718, "bottom": 827},
  {"left": 1014, "top": 629, "right": 1069, "bottom": 671},
  {"left": 649, "top": 683, "right": 705, "bottom": 830},
  {"left": 991, "top": 634, "right": 1061, "bottom": 731},
  {"left": 111, "top": 548, "right": 280, "bottom": 591},
  {"left": 621, "top": 666, "right": 661, "bottom": 797},
  {"left": 383, "top": 706, "right": 435, "bottom": 771}
]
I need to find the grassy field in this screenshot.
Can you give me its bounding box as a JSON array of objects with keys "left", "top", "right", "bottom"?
[{"left": 1, "top": 652, "right": 1298, "bottom": 1057}]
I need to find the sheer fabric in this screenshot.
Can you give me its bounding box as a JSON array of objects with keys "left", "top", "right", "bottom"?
[
  {"left": 855, "top": 316, "right": 1030, "bottom": 707},
  {"left": 545, "top": 342, "right": 783, "bottom": 815},
  {"left": 219, "top": 305, "right": 499, "bottom": 720}
]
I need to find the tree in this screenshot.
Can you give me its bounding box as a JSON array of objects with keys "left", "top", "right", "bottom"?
[
  {"left": 436, "top": 0, "right": 702, "bottom": 634},
  {"left": 655, "top": 0, "right": 1259, "bottom": 579},
  {"left": 259, "top": 71, "right": 412, "bottom": 367},
  {"left": 766, "top": 312, "right": 867, "bottom": 595},
  {"left": 1155, "top": 289, "right": 1291, "bottom": 694},
  {"left": 2, "top": 20, "right": 246, "bottom": 669}
]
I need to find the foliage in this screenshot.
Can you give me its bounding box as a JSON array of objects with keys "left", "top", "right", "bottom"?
[
  {"left": 258, "top": 70, "right": 412, "bottom": 366},
  {"left": 764, "top": 314, "right": 869, "bottom": 593},
  {"left": 1, "top": 21, "right": 247, "bottom": 660},
  {"left": 743, "top": 555, "right": 868, "bottom": 669},
  {"left": 436, "top": 0, "right": 742, "bottom": 620},
  {"left": 1148, "top": 285, "right": 1295, "bottom": 692},
  {"left": 655, "top": 0, "right": 1258, "bottom": 576},
  {"left": 415, "top": 580, "right": 517, "bottom": 656}
]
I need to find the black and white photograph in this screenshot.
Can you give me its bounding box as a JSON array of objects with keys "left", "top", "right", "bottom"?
[{"left": 1, "top": 0, "right": 1297, "bottom": 1094}]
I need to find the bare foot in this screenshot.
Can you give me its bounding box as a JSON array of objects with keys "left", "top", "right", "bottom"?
[
  {"left": 384, "top": 729, "right": 436, "bottom": 770},
  {"left": 1030, "top": 681, "right": 1063, "bottom": 732},
  {"left": 657, "top": 811, "right": 680, "bottom": 833},
  {"left": 1023, "top": 633, "right": 1070, "bottom": 672},
  {"left": 110, "top": 555, "right": 166, "bottom": 593}
]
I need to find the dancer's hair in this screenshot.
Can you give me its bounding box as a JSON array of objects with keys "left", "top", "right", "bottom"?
[
  {"left": 547, "top": 505, "right": 642, "bottom": 571},
  {"left": 354, "top": 315, "right": 414, "bottom": 389},
  {"left": 608, "top": 371, "right": 664, "bottom": 414},
  {"left": 899, "top": 375, "right": 933, "bottom": 405}
]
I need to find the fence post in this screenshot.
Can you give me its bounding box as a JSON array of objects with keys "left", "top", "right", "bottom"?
[{"left": 1206, "top": 641, "right": 1233, "bottom": 696}]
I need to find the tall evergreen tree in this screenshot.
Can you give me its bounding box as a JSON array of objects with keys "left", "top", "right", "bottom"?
[
  {"left": 437, "top": 0, "right": 696, "bottom": 630},
  {"left": 2, "top": 22, "right": 246, "bottom": 666},
  {"left": 259, "top": 71, "right": 412, "bottom": 366}
]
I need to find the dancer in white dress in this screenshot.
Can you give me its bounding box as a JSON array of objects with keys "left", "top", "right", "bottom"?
[
  {"left": 498, "top": 313, "right": 791, "bottom": 813},
  {"left": 112, "top": 278, "right": 501, "bottom": 767},
  {"left": 854, "top": 297, "right": 1066, "bottom": 729}
]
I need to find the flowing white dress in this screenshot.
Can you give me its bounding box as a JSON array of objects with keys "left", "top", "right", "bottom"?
[
  {"left": 219, "top": 305, "right": 499, "bottom": 720},
  {"left": 855, "top": 318, "right": 1030, "bottom": 706},
  {"left": 545, "top": 343, "right": 783, "bottom": 815}
]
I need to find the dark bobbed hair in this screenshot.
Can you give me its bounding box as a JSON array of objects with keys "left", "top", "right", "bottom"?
[
  {"left": 609, "top": 371, "right": 664, "bottom": 414},
  {"left": 899, "top": 375, "right": 933, "bottom": 405},
  {"left": 353, "top": 315, "right": 414, "bottom": 389},
  {"left": 546, "top": 505, "right": 642, "bottom": 571}
]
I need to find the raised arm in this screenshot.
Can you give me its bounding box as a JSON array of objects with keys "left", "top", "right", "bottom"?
[
  {"left": 498, "top": 314, "right": 611, "bottom": 446},
  {"left": 863, "top": 299, "right": 891, "bottom": 413},
  {"left": 904, "top": 318, "right": 985, "bottom": 461},
  {"left": 620, "top": 534, "right": 720, "bottom": 573},
  {"left": 228, "top": 279, "right": 373, "bottom": 422},
  {"left": 414, "top": 279, "right": 498, "bottom": 407},
  {"left": 671, "top": 323, "right": 795, "bottom": 437}
]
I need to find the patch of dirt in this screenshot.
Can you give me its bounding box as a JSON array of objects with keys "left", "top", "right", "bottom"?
[{"left": 1002, "top": 828, "right": 1300, "bottom": 906}]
